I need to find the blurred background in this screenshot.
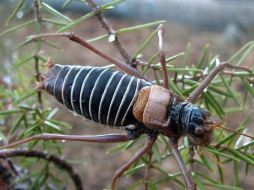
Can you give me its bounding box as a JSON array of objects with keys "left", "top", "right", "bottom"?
[{"left": 0, "top": 0, "right": 254, "bottom": 189}]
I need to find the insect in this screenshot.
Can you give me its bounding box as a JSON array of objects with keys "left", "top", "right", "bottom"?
[
  {"left": 33, "top": 58, "right": 214, "bottom": 189},
  {"left": 37, "top": 59, "right": 213, "bottom": 146}
]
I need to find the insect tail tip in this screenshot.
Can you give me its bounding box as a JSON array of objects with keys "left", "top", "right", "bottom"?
[
  {"left": 43, "top": 57, "right": 54, "bottom": 68},
  {"left": 35, "top": 81, "right": 45, "bottom": 91}
]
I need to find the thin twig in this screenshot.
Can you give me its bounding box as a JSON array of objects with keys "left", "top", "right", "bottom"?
[
  {"left": 157, "top": 24, "right": 168, "bottom": 89},
  {"left": 0, "top": 149, "right": 83, "bottom": 190},
  {"left": 28, "top": 32, "right": 146, "bottom": 79},
  {"left": 186, "top": 62, "right": 253, "bottom": 103},
  {"left": 179, "top": 71, "right": 253, "bottom": 82},
  {"left": 86, "top": 0, "right": 134, "bottom": 66}
]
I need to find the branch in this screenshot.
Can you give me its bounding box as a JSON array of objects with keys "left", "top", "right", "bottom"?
[
  {"left": 0, "top": 149, "right": 83, "bottom": 190},
  {"left": 86, "top": 0, "right": 134, "bottom": 66},
  {"left": 28, "top": 32, "right": 146, "bottom": 79},
  {"left": 186, "top": 62, "right": 253, "bottom": 103}
]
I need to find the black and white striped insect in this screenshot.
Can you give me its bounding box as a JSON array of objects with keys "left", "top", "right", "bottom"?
[{"left": 37, "top": 60, "right": 213, "bottom": 146}]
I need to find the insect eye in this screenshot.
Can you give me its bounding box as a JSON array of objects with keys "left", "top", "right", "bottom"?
[{"left": 193, "top": 117, "right": 204, "bottom": 125}]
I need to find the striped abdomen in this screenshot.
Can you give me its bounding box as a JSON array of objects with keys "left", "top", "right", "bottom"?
[{"left": 42, "top": 64, "right": 150, "bottom": 127}]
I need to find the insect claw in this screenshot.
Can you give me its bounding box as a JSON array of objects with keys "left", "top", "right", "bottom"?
[
  {"left": 43, "top": 57, "right": 54, "bottom": 68},
  {"left": 35, "top": 81, "right": 45, "bottom": 91},
  {"left": 39, "top": 74, "right": 45, "bottom": 81}
]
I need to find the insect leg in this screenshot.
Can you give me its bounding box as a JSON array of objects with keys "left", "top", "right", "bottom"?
[
  {"left": 0, "top": 133, "right": 143, "bottom": 149},
  {"left": 169, "top": 138, "right": 195, "bottom": 190},
  {"left": 111, "top": 134, "right": 157, "bottom": 190},
  {"left": 143, "top": 150, "right": 153, "bottom": 190},
  {"left": 186, "top": 62, "right": 252, "bottom": 103}
]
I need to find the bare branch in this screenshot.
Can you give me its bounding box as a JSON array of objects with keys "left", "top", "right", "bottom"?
[
  {"left": 29, "top": 32, "right": 146, "bottom": 79},
  {"left": 186, "top": 62, "right": 253, "bottom": 103},
  {"left": 0, "top": 149, "right": 83, "bottom": 190},
  {"left": 86, "top": 0, "right": 134, "bottom": 66}
]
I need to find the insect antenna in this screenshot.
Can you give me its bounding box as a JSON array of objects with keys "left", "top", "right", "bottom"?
[{"left": 209, "top": 122, "right": 254, "bottom": 140}]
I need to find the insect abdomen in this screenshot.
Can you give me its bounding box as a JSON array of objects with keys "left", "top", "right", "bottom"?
[{"left": 42, "top": 64, "right": 150, "bottom": 127}]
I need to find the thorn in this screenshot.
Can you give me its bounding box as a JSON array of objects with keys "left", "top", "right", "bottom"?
[
  {"left": 35, "top": 82, "right": 45, "bottom": 91},
  {"left": 44, "top": 57, "right": 54, "bottom": 68}
]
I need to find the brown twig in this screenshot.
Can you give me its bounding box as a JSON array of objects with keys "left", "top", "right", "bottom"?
[
  {"left": 177, "top": 70, "right": 253, "bottom": 83},
  {"left": 28, "top": 32, "right": 146, "bottom": 79},
  {"left": 186, "top": 62, "right": 253, "bottom": 103},
  {"left": 157, "top": 24, "right": 169, "bottom": 89},
  {"left": 86, "top": 0, "right": 134, "bottom": 66},
  {"left": 0, "top": 149, "right": 83, "bottom": 190}
]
